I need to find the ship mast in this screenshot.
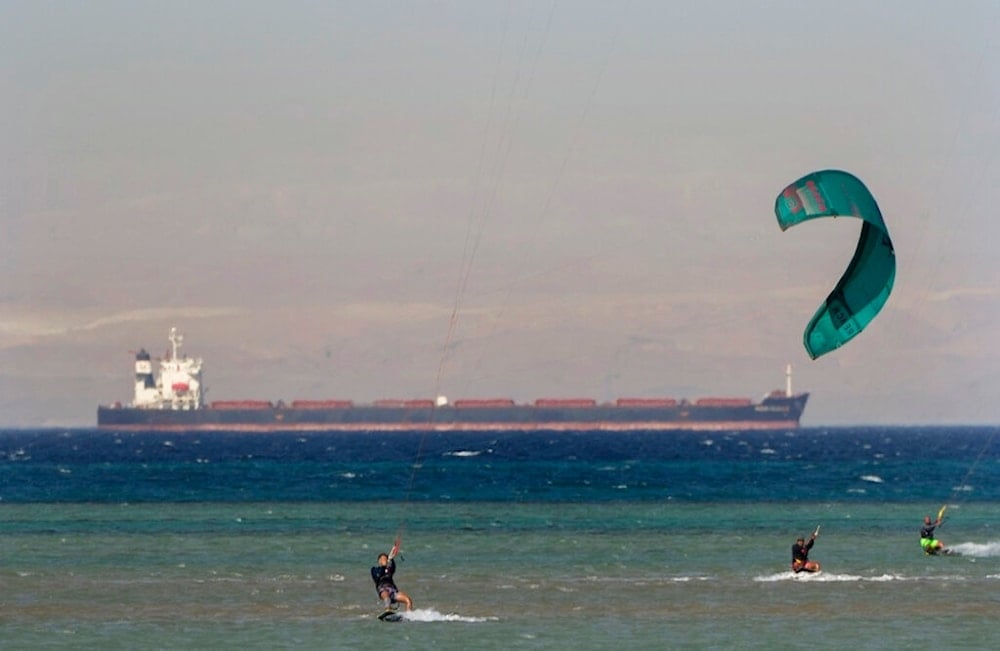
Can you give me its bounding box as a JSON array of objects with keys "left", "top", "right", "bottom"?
[
  {"left": 786, "top": 364, "right": 793, "bottom": 397},
  {"left": 169, "top": 327, "right": 182, "bottom": 361}
]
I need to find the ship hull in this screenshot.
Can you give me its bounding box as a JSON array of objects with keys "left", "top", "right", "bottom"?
[{"left": 97, "top": 394, "right": 808, "bottom": 432}]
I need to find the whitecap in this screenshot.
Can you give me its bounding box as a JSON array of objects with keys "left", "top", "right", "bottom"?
[{"left": 859, "top": 475, "right": 884, "bottom": 483}]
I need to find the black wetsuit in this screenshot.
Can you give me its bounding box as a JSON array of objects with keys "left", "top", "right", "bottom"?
[
  {"left": 371, "top": 559, "right": 399, "bottom": 600},
  {"left": 791, "top": 538, "right": 814, "bottom": 572},
  {"left": 920, "top": 522, "right": 938, "bottom": 540}
]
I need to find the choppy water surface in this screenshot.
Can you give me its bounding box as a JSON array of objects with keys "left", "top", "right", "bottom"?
[{"left": 1, "top": 427, "right": 998, "bottom": 649}]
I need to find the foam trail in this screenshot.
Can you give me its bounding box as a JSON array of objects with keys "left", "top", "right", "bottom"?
[
  {"left": 401, "top": 608, "right": 497, "bottom": 623},
  {"left": 754, "top": 571, "right": 906, "bottom": 583},
  {"left": 948, "top": 541, "right": 1000, "bottom": 557}
]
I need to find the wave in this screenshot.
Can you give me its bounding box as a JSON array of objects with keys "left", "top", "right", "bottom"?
[{"left": 859, "top": 475, "right": 884, "bottom": 483}]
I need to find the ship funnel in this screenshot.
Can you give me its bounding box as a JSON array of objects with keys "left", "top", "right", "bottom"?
[
  {"left": 134, "top": 349, "right": 155, "bottom": 388},
  {"left": 785, "top": 364, "right": 793, "bottom": 397}
]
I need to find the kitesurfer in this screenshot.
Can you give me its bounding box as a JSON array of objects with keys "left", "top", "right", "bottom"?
[
  {"left": 920, "top": 514, "right": 946, "bottom": 555},
  {"left": 371, "top": 551, "right": 413, "bottom": 611},
  {"left": 791, "top": 530, "right": 821, "bottom": 573}
]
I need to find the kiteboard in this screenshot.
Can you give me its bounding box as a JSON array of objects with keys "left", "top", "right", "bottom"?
[{"left": 378, "top": 610, "right": 404, "bottom": 622}]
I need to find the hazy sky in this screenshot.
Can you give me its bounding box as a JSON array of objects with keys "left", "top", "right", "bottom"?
[{"left": 2, "top": 1, "right": 998, "bottom": 427}]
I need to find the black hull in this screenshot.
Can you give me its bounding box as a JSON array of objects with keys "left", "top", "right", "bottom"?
[{"left": 97, "top": 394, "right": 809, "bottom": 432}]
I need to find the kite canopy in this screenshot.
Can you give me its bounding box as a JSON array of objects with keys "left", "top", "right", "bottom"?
[{"left": 774, "top": 170, "right": 895, "bottom": 359}]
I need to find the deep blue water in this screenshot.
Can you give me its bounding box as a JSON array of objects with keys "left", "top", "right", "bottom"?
[{"left": 1, "top": 426, "right": 998, "bottom": 504}]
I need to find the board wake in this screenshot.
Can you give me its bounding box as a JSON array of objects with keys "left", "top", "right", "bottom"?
[
  {"left": 755, "top": 571, "right": 907, "bottom": 582},
  {"left": 377, "top": 608, "right": 496, "bottom": 623},
  {"left": 948, "top": 541, "right": 1000, "bottom": 558}
]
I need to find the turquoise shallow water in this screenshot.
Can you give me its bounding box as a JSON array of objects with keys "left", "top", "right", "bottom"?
[
  {"left": 2, "top": 501, "right": 1000, "bottom": 650},
  {"left": 1, "top": 427, "right": 999, "bottom": 648}
]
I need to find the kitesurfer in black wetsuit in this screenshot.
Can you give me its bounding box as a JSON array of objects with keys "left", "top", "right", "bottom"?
[
  {"left": 791, "top": 530, "right": 821, "bottom": 573},
  {"left": 371, "top": 552, "right": 413, "bottom": 611}
]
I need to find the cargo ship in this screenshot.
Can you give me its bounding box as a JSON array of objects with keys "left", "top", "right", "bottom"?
[{"left": 97, "top": 328, "right": 809, "bottom": 432}]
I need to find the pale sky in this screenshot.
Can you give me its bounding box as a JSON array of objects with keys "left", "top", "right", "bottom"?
[{"left": 2, "top": 1, "right": 998, "bottom": 427}]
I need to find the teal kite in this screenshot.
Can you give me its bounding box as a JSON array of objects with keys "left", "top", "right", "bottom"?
[{"left": 774, "top": 170, "right": 895, "bottom": 359}]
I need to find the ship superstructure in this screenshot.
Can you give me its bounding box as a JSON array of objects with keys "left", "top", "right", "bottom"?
[{"left": 128, "top": 327, "right": 203, "bottom": 410}]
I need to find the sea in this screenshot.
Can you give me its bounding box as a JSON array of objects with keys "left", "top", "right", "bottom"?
[{"left": 1, "top": 426, "right": 999, "bottom": 650}]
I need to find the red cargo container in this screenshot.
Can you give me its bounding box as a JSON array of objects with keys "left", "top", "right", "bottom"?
[
  {"left": 210, "top": 400, "right": 274, "bottom": 410},
  {"left": 290, "top": 400, "right": 354, "bottom": 409},
  {"left": 453, "top": 399, "right": 516, "bottom": 408},
  {"left": 374, "top": 399, "right": 436, "bottom": 408},
  {"left": 694, "top": 397, "right": 753, "bottom": 407},
  {"left": 534, "top": 398, "right": 597, "bottom": 408},
  {"left": 615, "top": 398, "right": 678, "bottom": 407}
]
